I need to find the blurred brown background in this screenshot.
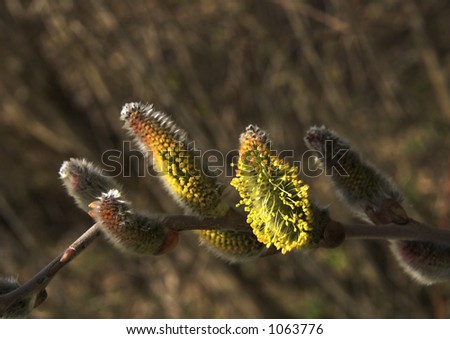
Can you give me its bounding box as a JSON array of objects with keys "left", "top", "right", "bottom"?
[{"left": 1, "top": 0, "right": 450, "bottom": 318}]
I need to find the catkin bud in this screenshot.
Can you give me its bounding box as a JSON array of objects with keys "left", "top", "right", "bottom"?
[
  {"left": 0, "top": 277, "right": 20, "bottom": 296},
  {"left": 59, "top": 158, "right": 121, "bottom": 212},
  {"left": 304, "top": 126, "right": 403, "bottom": 220},
  {"left": 121, "top": 102, "right": 264, "bottom": 261},
  {"left": 89, "top": 189, "right": 178, "bottom": 255},
  {"left": 231, "top": 125, "right": 329, "bottom": 254},
  {"left": 390, "top": 241, "right": 450, "bottom": 285},
  {"left": 0, "top": 277, "right": 46, "bottom": 319}
]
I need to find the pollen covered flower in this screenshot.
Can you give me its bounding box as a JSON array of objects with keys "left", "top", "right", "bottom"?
[
  {"left": 231, "top": 125, "right": 327, "bottom": 254},
  {"left": 89, "top": 189, "right": 178, "bottom": 255},
  {"left": 120, "top": 102, "right": 227, "bottom": 216}
]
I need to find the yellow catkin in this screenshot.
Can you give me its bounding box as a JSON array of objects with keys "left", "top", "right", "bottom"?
[
  {"left": 231, "top": 125, "right": 324, "bottom": 254},
  {"left": 121, "top": 102, "right": 226, "bottom": 215},
  {"left": 199, "top": 230, "right": 265, "bottom": 263}
]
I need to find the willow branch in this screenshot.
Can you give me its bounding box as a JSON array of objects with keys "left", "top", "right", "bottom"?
[
  {"left": 170, "top": 209, "right": 450, "bottom": 247},
  {"left": 343, "top": 218, "right": 450, "bottom": 246},
  {"left": 3, "top": 208, "right": 450, "bottom": 317},
  {"left": 0, "top": 223, "right": 101, "bottom": 316}
]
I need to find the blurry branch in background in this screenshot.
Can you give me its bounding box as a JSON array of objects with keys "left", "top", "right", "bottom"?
[
  {"left": 278, "top": 1, "right": 349, "bottom": 33},
  {"left": 405, "top": 2, "right": 450, "bottom": 122},
  {"left": 2, "top": 102, "right": 450, "bottom": 318}
]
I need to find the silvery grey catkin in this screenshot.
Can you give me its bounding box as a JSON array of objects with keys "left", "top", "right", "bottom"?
[
  {"left": 59, "top": 158, "right": 121, "bottom": 212},
  {"left": 390, "top": 241, "right": 450, "bottom": 285},
  {"left": 305, "top": 126, "right": 450, "bottom": 285},
  {"left": 304, "top": 126, "right": 402, "bottom": 217}
]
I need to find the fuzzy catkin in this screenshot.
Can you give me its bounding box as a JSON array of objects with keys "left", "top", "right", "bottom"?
[
  {"left": 304, "top": 126, "right": 402, "bottom": 216},
  {"left": 59, "top": 158, "right": 121, "bottom": 212},
  {"left": 89, "top": 189, "right": 178, "bottom": 255},
  {"left": 120, "top": 102, "right": 226, "bottom": 216}
]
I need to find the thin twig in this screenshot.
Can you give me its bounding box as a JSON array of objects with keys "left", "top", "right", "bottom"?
[
  {"left": 344, "top": 219, "right": 450, "bottom": 246},
  {"left": 171, "top": 209, "right": 450, "bottom": 248},
  {"left": 0, "top": 223, "right": 101, "bottom": 316},
  {"left": 405, "top": 2, "right": 450, "bottom": 123}
]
